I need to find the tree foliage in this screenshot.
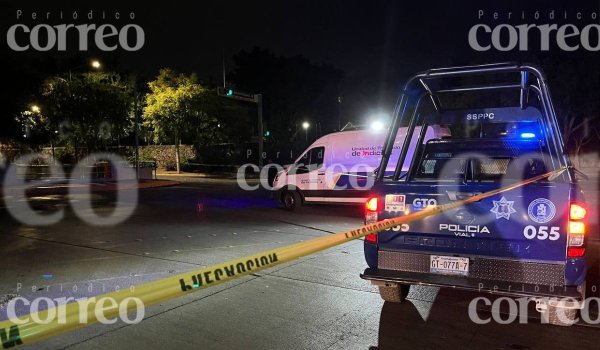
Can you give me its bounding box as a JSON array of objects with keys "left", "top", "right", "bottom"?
[
  {"left": 143, "top": 68, "right": 225, "bottom": 172},
  {"left": 41, "top": 72, "right": 133, "bottom": 156}
]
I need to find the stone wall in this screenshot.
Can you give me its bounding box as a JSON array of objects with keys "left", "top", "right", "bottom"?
[
  {"left": 138, "top": 145, "right": 197, "bottom": 169},
  {"left": 0, "top": 140, "right": 31, "bottom": 163}
]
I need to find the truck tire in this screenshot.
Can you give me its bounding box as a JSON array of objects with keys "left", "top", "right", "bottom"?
[
  {"left": 538, "top": 299, "right": 579, "bottom": 326},
  {"left": 378, "top": 283, "right": 410, "bottom": 303},
  {"left": 282, "top": 190, "right": 301, "bottom": 211}
]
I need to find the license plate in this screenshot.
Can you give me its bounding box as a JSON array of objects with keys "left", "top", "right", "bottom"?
[{"left": 430, "top": 255, "right": 469, "bottom": 276}]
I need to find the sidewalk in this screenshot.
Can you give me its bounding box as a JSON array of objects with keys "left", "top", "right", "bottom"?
[
  {"left": 0, "top": 179, "right": 179, "bottom": 197},
  {"left": 157, "top": 170, "right": 259, "bottom": 180}
]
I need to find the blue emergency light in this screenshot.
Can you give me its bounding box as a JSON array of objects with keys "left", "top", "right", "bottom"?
[{"left": 520, "top": 132, "right": 536, "bottom": 139}]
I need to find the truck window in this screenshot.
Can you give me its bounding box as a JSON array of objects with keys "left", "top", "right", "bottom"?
[
  {"left": 472, "top": 157, "right": 548, "bottom": 182},
  {"left": 415, "top": 157, "right": 467, "bottom": 182},
  {"left": 413, "top": 154, "right": 548, "bottom": 182}
]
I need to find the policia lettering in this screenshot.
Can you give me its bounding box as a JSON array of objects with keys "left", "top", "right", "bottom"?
[{"left": 180, "top": 254, "right": 279, "bottom": 291}]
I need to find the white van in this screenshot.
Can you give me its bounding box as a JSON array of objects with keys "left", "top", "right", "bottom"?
[{"left": 271, "top": 126, "right": 448, "bottom": 209}]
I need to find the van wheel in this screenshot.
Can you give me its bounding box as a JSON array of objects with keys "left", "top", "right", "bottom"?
[
  {"left": 378, "top": 283, "right": 410, "bottom": 303},
  {"left": 282, "top": 190, "right": 301, "bottom": 210}
]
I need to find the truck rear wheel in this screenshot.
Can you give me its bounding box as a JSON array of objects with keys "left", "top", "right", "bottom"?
[
  {"left": 282, "top": 190, "right": 301, "bottom": 210},
  {"left": 537, "top": 299, "right": 580, "bottom": 326},
  {"left": 378, "top": 283, "right": 410, "bottom": 303}
]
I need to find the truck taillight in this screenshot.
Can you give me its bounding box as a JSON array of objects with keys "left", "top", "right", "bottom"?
[
  {"left": 365, "top": 232, "right": 378, "bottom": 243},
  {"left": 567, "top": 202, "right": 587, "bottom": 258},
  {"left": 569, "top": 221, "right": 585, "bottom": 235},
  {"left": 365, "top": 197, "right": 379, "bottom": 243},
  {"left": 568, "top": 247, "right": 586, "bottom": 258},
  {"left": 365, "top": 197, "right": 379, "bottom": 212},
  {"left": 570, "top": 203, "right": 586, "bottom": 220}
]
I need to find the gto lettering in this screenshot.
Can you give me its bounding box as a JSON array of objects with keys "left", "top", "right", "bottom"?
[{"left": 412, "top": 198, "right": 437, "bottom": 208}]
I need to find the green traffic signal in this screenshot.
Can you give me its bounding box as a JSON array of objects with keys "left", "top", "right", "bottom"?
[
  {"left": 264, "top": 130, "right": 270, "bottom": 137},
  {"left": 226, "top": 89, "right": 233, "bottom": 96}
]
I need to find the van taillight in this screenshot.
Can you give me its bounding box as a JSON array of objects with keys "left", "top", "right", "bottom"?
[
  {"left": 365, "top": 197, "right": 379, "bottom": 243},
  {"left": 567, "top": 202, "right": 587, "bottom": 258}
]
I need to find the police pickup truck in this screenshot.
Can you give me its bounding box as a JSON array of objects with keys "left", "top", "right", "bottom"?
[{"left": 361, "top": 63, "right": 589, "bottom": 324}]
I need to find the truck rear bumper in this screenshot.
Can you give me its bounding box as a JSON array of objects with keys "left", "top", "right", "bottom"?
[
  {"left": 362, "top": 249, "right": 585, "bottom": 300},
  {"left": 361, "top": 267, "right": 584, "bottom": 300}
]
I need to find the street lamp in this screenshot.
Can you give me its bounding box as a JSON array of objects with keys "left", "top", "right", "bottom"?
[
  {"left": 69, "top": 59, "right": 102, "bottom": 80},
  {"left": 30, "top": 105, "right": 41, "bottom": 113},
  {"left": 337, "top": 96, "right": 343, "bottom": 130},
  {"left": 302, "top": 121, "right": 310, "bottom": 141},
  {"left": 371, "top": 120, "right": 384, "bottom": 132}
]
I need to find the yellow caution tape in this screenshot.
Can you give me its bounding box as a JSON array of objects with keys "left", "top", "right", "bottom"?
[{"left": 0, "top": 167, "right": 567, "bottom": 348}]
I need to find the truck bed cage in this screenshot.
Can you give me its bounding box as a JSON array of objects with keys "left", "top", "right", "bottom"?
[{"left": 377, "top": 63, "right": 571, "bottom": 182}]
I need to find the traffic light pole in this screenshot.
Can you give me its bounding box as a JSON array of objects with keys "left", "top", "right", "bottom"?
[{"left": 218, "top": 87, "right": 264, "bottom": 168}]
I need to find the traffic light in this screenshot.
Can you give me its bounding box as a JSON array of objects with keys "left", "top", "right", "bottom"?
[
  {"left": 226, "top": 88, "right": 233, "bottom": 96},
  {"left": 264, "top": 130, "right": 270, "bottom": 137}
]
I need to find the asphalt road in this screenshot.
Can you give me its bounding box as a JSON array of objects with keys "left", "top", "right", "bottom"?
[{"left": 1, "top": 177, "right": 599, "bottom": 350}]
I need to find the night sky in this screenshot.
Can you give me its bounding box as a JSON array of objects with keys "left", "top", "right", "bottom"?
[{"left": 2, "top": 0, "right": 599, "bottom": 121}]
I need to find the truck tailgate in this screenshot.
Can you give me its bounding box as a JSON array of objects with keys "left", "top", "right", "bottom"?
[{"left": 377, "top": 182, "right": 571, "bottom": 263}]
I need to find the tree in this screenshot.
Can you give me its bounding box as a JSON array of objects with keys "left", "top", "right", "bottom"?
[
  {"left": 15, "top": 107, "right": 53, "bottom": 146},
  {"left": 143, "top": 69, "right": 220, "bottom": 173},
  {"left": 42, "top": 72, "right": 133, "bottom": 160}
]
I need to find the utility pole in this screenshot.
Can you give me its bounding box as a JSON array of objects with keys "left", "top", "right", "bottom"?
[
  {"left": 130, "top": 73, "right": 140, "bottom": 180},
  {"left": 256, "top": 94, "right": 264, "bottom": 168},
  {"left": 222, "top": 48, "right": 226, "bottom": 89},
  {"left": 337, "top": 96, "right": 343, "bottom": 131},
  {"left": 134, "top": 93, "right": 140, "bottom": 179}
]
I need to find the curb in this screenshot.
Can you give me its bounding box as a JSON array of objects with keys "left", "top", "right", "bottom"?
[{"left": 136, "top": 180, "right": 180, "bottom": 189}]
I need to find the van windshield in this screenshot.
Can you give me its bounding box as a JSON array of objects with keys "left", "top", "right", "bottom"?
[{"left": 294, "top": 146, "right": 324, "bottom": 172}]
